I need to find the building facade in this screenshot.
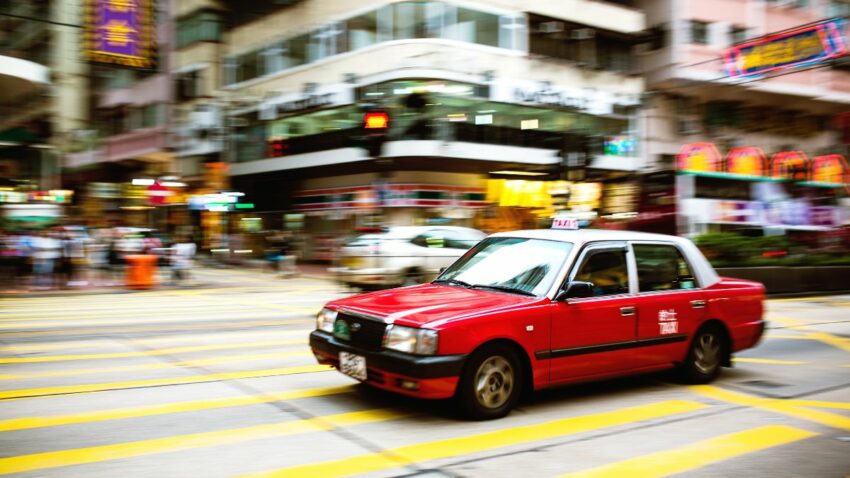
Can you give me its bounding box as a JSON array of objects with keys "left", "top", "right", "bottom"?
[
  {"left": 638, "top": 0, "right": 850, "bottom": 236},
  {"left": 0, "top": 0, "right": 85, "bottom": 226},
  {"left": 170, "top": 0, "right": 647, "bottom": 257}
]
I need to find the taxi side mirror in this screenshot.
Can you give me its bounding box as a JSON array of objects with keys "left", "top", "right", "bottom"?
[{"left": 557, "top": 281, "right": 595, "bottom": 301}]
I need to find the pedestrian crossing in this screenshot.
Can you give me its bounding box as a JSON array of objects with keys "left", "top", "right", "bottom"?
[{"left": 0, "top": 288, "right": 846, "bottom": 477}]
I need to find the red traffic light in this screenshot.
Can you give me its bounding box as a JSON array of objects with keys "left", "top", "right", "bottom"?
[{"left": 364, "top": 111, "right": 389, "bottom": 129}]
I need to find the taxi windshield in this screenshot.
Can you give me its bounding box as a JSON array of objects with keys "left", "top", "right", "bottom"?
[{"left": 435, "top": 237, "right": 573, "bottom": 297}]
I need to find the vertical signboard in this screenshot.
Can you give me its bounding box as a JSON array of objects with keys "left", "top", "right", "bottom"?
[{"left": 83, "top": 0, "right": 156, "bottom": 69}]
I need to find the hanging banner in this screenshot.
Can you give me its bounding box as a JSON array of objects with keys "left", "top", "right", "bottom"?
[
  {"left": 723, "top": 19, "right": 847, "bottom": 78},
  {"left": 677, "top": 143, "right": 722, "bottom": 173},
  {"left": 725, "top": 147, "right": 767, "bottom": 176},
  {"left": 83, "top": 0, "right": 156, "bottom": 69}
]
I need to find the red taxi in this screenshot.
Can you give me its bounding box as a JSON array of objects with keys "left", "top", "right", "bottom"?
[{"left": 310, "top": 228, "right": 766, "bottom": 419}]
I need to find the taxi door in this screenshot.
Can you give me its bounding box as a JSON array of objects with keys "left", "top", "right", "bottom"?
[
  {"left": 631, "top": 242, "right": 706, "bottom": 366},
  {"left": 548, "top": 242, "right": 641, "bottom": 383}
]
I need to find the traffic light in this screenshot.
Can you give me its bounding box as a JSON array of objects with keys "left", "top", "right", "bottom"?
[{"left": 362, "top": 109, "right": 389, "bottom": 158}]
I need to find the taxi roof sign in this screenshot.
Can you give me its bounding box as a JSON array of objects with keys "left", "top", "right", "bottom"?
[{"left": 552, "top": 217, "right": 579, "bottom": 230}]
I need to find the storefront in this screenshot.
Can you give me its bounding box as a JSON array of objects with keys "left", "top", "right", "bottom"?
[{"left": 675, "top": 142, "right": 850, "bottom": 236}]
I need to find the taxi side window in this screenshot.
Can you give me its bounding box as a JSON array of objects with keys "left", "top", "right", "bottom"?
[
  {"left": 574, "top": 249, "right": 629, "bottom": 296},
  {"left": 634, "top": 244, "right": 696, "bottom": 292}
]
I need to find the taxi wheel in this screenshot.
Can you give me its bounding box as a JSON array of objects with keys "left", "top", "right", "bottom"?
[
  {"left": 680, "top": 325, "right": 726, "bottom": 384},
  {"left": 457, "top": 345, "right": 523, "bottom": 420}
]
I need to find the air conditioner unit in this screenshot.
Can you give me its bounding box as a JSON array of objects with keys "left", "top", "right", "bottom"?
[
  {"left": 539, "top": 21, "right": 564, "bottom": 33},
  {"left": 571, "top": 28, "right": 595, "bottom": 40}
]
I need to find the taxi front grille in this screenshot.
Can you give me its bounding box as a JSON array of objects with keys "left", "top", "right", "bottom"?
[{"left": 335, "top": 312, "right": 387, "bottom": 351}]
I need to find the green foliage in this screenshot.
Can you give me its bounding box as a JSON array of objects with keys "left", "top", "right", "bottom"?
[{"left": 694, "top": 232, "right": 850, "bottom": 267}]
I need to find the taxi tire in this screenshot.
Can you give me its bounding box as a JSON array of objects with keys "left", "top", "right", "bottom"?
[
  {"left": 679, "top": 324, "right": 726, "bottom": 384},
  {"left": 457, "top": 344, "right": 523, "bottom": 420}
]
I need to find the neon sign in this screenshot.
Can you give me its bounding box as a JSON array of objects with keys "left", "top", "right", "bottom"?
[
  {"left": 771, "top": 151, "right": 810, "bottom": 181},
  {"left": 812, "top": 154, "right": 850, "bottom": 184},
  {"left": 723, "top": 19, "right": 847, "bottom": 78},
  {"left": 725, "top": 147, "right": 767, "bottom": 176},
  {"left": 677, "top": 143, "right": 722, "bottom": 173}
]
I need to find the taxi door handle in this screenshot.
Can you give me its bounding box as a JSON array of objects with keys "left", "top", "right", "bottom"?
[
  {"left": 620, "top": 306, "right": 635, "bottom": 316},
  {"left": 691, "top": 300, "right": 706, "bottom": 309}
]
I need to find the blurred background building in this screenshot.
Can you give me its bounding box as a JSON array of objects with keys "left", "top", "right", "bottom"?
[
  {"left": 1, "top": 0, "right": 849, "bottom": 259},
  {"left": 0, "top": 0, "right": 82, "bottom": 227}
]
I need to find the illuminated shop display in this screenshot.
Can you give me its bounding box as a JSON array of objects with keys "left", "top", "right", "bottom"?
[
  {"left": 723, "top": 19, "right": 847, "bottom": 78},
  {"left": 294, "top": 184, "right": 487, "bottom": 212},
  {"left": 811, "top": 155, "right": 850, "bottom": 184},
  {"left": 771, "top": 151, "right": 810, "bottom": 181},
  {"left": 677, "top": 143, "right": 722, "bottom": 173},
  {"left": 725, "top": 147, "right": 767, "bottom": 177},
  {"left": 678, "top": 143, "right": 849, "bottom": 184}
]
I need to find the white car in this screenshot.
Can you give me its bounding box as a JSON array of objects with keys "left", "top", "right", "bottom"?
[{"left": 332, "top": 226, "right": 485, "bottom": 287}]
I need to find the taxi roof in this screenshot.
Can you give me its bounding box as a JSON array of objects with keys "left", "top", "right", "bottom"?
[
  {"left": 490, "top": 228, "right": 689, "bottom": 247},
  {"left": 490, "top": 228, "right": 720, "bottom": 288}
]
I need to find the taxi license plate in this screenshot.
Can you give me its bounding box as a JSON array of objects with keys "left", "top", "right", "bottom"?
[
  {"left": 339, "top": 351, "right": 367, "bottom": 381},
  {"left": 341, "top": 256, "right": 362, "bottom": 268}
]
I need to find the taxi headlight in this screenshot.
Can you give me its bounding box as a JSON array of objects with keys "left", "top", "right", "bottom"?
[
  {"left": 316, "top": 308, "right": 337, "bottom": 333},
  {"left": 383, "top": 325, "right": 438, "bottom": 355}
]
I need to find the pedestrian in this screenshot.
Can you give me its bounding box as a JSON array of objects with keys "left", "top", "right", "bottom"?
[
  {"left": 171, "top": 237, "right": 196, "bottom": 284},
  {"left": 31, "top": 230, "right": 60, "bottom": 289}
]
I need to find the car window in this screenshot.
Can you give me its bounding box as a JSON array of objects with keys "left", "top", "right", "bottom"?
[
  {"left": 574, "top": 249, "right": 629, "bottom": 296},
  {"left": 442, "top": 229, "right": 484, "bottom": 249},
  {"left": 439, "top": 237, "right": 573, "bottom": 296},
  {"left": 633, "top": 244, "right": 696, "bottom": 292},
  {"left": 411, "top": 230, "right": 445, "bottom": 248}
]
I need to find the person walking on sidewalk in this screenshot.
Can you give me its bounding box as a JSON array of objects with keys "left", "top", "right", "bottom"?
[{"left": 170, "top": 237, "right": 196, "bottom": 284}]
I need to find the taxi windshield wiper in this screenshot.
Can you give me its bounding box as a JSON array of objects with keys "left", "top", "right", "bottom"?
[
  {"left": 433, "top": 278, "right": 472, "bottom": 288},
  {"left": 469, "top": 284, "right": 537, "bottom": 297}
]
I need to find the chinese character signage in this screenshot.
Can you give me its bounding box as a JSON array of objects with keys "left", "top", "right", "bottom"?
[
  {"left": 83, "top": 0, "right": 156, "bottom": 69},
  {"left": 723, "top": 19, "right": 847, "bottom": 78}
]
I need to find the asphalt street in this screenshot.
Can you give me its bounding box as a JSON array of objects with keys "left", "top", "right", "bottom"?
[{"left": 0, "top": 269, "right": 847, "bottom": 477}]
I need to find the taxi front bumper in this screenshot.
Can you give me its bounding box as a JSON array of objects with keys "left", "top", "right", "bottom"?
[{"left": 309, "top": 330, "right": 465, "bottom": 399}]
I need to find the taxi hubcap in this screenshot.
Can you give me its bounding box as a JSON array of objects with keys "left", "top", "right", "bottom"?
[
  {"left": 475, "top": 356, "right": 514, "bottom": 409},
  {"left": 694, "top": 333, "right": 720, "bottom": 374}
]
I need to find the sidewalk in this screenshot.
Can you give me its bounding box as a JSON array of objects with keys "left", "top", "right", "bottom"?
[{"left": 0, "top": 261, "right": 336, "bottom": 298}]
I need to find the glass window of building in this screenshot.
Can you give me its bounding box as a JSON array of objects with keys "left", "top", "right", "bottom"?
[
  {"left": 348, "top": 11, "right": 378, "bottom": 50},
  {"left": 731, "top": 26, "right": 748, "bottom": 44},
  {"left": 499, "top": 15, "right": 528, "bottom": 51},
  {"left": 288, "top": 33, "right": 311, "bottom": 68},
  {"left": 453, "top": 7, "right": 499, "bottom": 47},
  {"left": 690, "top": 20, "right": 709, "bottom": 45},
  {"left": 176, "top": 10, "right": 222, "bottom": 49}
]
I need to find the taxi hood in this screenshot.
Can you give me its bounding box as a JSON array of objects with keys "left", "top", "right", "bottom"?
[{"left": 327, "top": 284, "right": 543, "bottom": 327}]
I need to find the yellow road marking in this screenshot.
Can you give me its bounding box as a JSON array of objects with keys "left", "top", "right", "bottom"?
[
  {"left": 170, "top": 291, "right": 319, "bottom": 314},
  {"left": 240, "top": 400, "right": 708, "bottom": 478},
  {"left": 0, "top": 364, "right": 332, "bottom": 400},
  {"left": 0, "top": 329, "right": 307, "bottom": 353},
  {"left": 558, "top": 425, "right": 817, "bottom": 478},
  {"left": 0, "top": 408, "right": 405, "bottom": 475},
  {"left": 787, "top": 399, "right": 850, "bottom": 410},
  {"left": 0, "top": 319, "right": 310, "bottom": 338},
  {"left": 732, "top": 358, "right": 808, "bottom": 365},
  {"left": 0, "top": 314, "right": 307, "bottom": 330},
  {"left": 0, "top": 305, "right": 258, "bottom": 321},
  {"left": 770, "top": 317, "right": 850, "bottom": 353},
  {"left": 0, "top": 339, "right": 307, "bottom": 364},
  {"left": 690, "top": 385, "right": 850, "bottom": 431},
  {"left": 767, "top": 334, "right": 820, "bottom": 340},
  {"left": 0, "top": 351, "right": 312, "bottom": 380},
  {"left": 0, "top": 385, "right": 352, "bottom": 432}
]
